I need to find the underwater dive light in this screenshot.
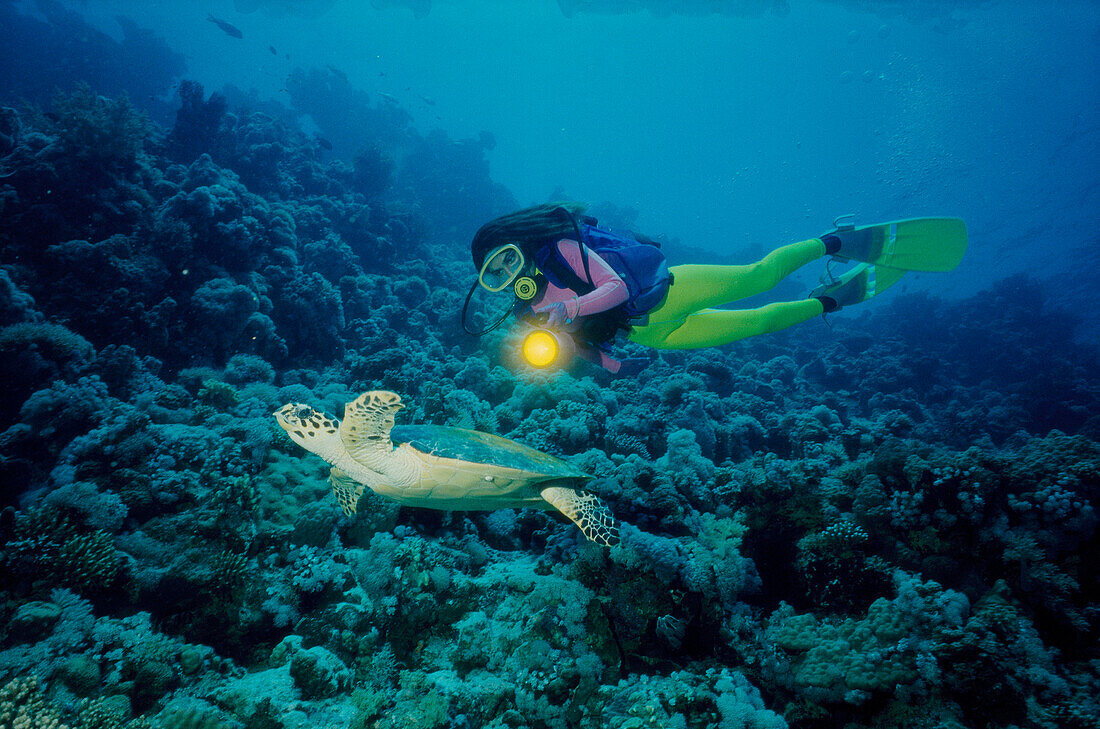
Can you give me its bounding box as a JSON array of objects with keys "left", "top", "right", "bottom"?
[{"left": 521, "top": 328, "right": 575, "bottom": 369}]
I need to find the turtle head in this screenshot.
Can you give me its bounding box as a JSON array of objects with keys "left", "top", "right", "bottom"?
[{"left": 274, "top": 403, "right": 341, "bottom": 456}]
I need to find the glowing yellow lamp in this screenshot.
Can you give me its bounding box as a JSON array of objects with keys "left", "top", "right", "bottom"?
[{"left": 522, "top": 329, "right": 560, "bottom": 368}]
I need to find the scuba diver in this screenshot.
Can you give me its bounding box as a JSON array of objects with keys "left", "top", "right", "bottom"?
[{"left": 462, "top": 203, "right": 967, "bottom": 374}]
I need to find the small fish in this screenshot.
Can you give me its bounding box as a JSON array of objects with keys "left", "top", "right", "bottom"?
[
  {"left": 207, "top": 15, "right": 243, "bottom": 39},
  {"left": 269, "top": 45, "right": 277, "bottom": 55},
  {"left": 316, "top": 136, "right": 333, "bottom": 151},
  {"left": 418, "top": 94, "right": 436, "bottom": 106}
]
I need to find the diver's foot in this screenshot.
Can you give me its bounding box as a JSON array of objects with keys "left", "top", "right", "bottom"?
[
  {"left": 820, "top": 227, "right": 881, "bottom": 263},
  {"left": 810, "top": 264, "right": 871, "bottom": 311}
]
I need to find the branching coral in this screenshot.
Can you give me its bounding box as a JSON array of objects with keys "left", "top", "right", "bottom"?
[
  {"left": 3, "top": 507, "right": 125, "bottom": 597},
  {"left": 49, "top": 84, "right": 151, "bottom": 180},
  {"left": 795, "top": 521, "right": 893, "bottom": 613},
  {"left": 588, "top": 669, "right": 786, "bottom": 729},
  {"left": 760, "top": 573, "right": 971, "bottom": 708},
  {"left": 0, "top": 676, "right": 70, "bottom": 729}
]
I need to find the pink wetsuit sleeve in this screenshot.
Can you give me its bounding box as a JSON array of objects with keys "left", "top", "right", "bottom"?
[{"left": 553, "top": 239, "right": 628, "bottom": 319}]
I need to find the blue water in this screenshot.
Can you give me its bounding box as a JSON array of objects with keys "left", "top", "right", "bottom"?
[
  {"left": 66, "top": 0, "right": 1100, "bottom": 303},
  {"left": 0, "top": 1, "right": 1098, "bottom": 728}
]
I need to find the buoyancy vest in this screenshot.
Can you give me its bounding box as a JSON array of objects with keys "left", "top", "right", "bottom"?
[{"left": 534, "top": 224, "right": 672, "bottom": 322}]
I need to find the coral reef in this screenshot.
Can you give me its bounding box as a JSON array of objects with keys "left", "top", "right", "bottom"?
[{"left": 0, "top": 16, "right": 1097, "bottom": 728}]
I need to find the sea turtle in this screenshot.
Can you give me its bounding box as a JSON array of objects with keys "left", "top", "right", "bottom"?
[{"left": 274, "top": 390, "right": 619, "bottom": 546}]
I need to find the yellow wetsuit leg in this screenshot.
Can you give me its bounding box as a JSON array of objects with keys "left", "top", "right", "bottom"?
[
  {"left": 628, "top": 238, "right": 826, "bottom": 350},
  {"left": 629, "top": 299, "right": 825, "bottom": 349}
]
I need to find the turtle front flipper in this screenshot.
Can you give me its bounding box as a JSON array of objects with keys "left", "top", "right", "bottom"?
[
  {"left": 329, "top": 467, "right": 366, "bottom": 516},
  {"left": 341, "top": 391, "right": 404, "bottom": 465},
  {"left": 541, "top": 486, "right": 620, "bottom": 546}
]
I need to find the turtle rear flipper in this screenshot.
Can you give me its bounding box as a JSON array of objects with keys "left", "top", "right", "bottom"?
[{"left": 541, "top": 486, "right": 620, "bottom": 546}]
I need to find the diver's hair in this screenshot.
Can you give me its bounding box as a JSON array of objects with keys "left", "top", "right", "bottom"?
[{"left": 470, "top": 202, "right": 587, "bottom": 269}]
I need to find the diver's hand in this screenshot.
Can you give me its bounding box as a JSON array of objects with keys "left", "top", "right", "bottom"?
[{"left": 532, "top": 301, "right": 570, "bottom": 327}]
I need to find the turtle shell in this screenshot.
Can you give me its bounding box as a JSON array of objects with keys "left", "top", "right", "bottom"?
[{"left": 391, "top": 425, "right": 588, "bottom": 480}]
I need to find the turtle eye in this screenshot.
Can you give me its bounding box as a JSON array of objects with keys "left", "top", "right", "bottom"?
[{"left": 295, "top": 405, "right": 314, "bottom": 419}]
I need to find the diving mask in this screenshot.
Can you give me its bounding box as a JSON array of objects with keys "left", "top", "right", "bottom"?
[{"left": 478, "top": 244, "right": 526, "bottom": 292}]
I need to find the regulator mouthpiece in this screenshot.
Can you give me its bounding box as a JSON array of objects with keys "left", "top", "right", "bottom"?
[
  {"left": 513, "top": 276, "right": 538, "bottom": 300},
  {"left": 521, "top": 328, "right": 575, "bottom": 369}
]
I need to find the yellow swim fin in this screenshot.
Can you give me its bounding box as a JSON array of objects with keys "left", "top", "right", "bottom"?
[
  {"left": 810, "top": 261, "right": 909, "bottom": 310},
  {"left": 825, "top": 216, "right": 968, "bottom": 272}
]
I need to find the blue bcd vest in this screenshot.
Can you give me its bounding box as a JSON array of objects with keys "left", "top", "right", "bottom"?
[{"left": 535, "top": 224, "right": 671, "bottom": 320}]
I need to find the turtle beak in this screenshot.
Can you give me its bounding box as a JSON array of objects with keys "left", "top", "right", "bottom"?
[{"left": 273, "top": 404, "right": 298, "bottom": 427}]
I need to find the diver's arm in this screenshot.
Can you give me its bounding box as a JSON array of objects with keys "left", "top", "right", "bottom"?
[{"left": 553, "top": 239, "right": 628, "bottom": 319}]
